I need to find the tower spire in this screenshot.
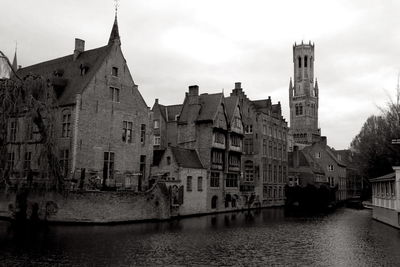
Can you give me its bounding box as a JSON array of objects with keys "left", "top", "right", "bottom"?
[
  {"left": 108, "top": 0, "right": 120, "bottom": 45},
  {"left": 12, "top": 42, "right": 17, "bottom": 72}
]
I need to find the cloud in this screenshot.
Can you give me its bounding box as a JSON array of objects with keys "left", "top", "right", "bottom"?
[{"left": 1, "top": 0, "right": 399, "bottom": 149}]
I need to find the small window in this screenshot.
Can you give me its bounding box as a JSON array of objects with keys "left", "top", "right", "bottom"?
[
  {"left": 328, "top": 165, "right": 334, "bottom": 171},
  {"left": 167, "top": 156, "right": 171, "bottom": 165},
  {"left": 112, "top": 67, "right": 118, "bottom": 77},
  {"left": 315, "top": 152, "right": 321, "bottom": 159},
  {"left": 122, "top": 121, "right": 133, "bottom": 143},
  {"left": 210, "top": 172, "right": 220, "bottom": 187},
  {"left": 7, "top": 152, "right": 15, "bottom": 170},
  {"left": 140, "top": 124, "right": 146, "bottom": 144},
  {"left": 198, "top": 177, "right": 203, "bottom": 191},
  {"left": 103, "top": 152, "right": 115, "bottom": 180},
  {"left": 23, "top": 151, "right": 32, "bottom": 174},
  {"left": 154, "top": 120, "right": 160, "bottom": 129},
  {"left": 187, "top": 176, "right": 192, "bottom": 192},
  {"left": 110, "top": 87, "right": 120, "bottom": 102},
  {"left": 9, "top": 120, "right": 17, "bottom": 142},
  {"left": 153, "top": 136, "right": 160, "bottom": 146},
  {"left": 62, "top": 112, "right": 71, "bottom": 138},
  {"left": 59, "top": 149, "right": 69, "bottom": 177}
]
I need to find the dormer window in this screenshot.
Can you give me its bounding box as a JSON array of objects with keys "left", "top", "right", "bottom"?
[{"left": 112, "top": 67, "right": 118, "bottom": 77}]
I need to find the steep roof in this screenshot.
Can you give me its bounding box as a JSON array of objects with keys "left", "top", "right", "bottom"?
[
  {"left": 108, "top": 14, "right": 120, "bottom": 45},
  {"left": 170, "top": 147, "right": 204, "bottom": 169},
  {"left": 166, "top": 104, "right": 183, "bottom": 121},
  {"left": 224, "top": 96, "right": 239, "bottom": 123},
  {"left": 17, "top": 45, "right": 112, "bottom": 106},
  {"left": 197, "top": 93, "right": 224, "bottom": 122}
]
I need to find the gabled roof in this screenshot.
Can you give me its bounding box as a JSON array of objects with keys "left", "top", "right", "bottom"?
[
  {"left": 17, "top": 45, "right": 112, "bottom": 106},
  {"left": 170, "top": 147, "right": 204, "bottom": 169},
  {"left": 166, "top": 104, "right": 183, "bottom": 121},
  {"left": 197, "top": 93, "right": 224, "bottom": 122},
  {"left": 224, "top": 96, "right": 239, "bottom": 123},
  {"left": 325, "top": 147, "right": 346, "bottom": 167}
]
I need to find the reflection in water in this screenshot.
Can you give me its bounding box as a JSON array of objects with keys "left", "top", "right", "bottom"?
[{"left": 1, "top": 208, "right": 400, "bottom": 266}]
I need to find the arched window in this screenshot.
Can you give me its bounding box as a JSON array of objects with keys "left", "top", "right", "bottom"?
[
  {"left": 211, "top": 196, "right": 218, "bottom": 209},
  {"left": 304, "top": 56, "right": 308, "bottom": 68},
  {"left": 298, "top": 57, "right": 302, "bottom": 68}
]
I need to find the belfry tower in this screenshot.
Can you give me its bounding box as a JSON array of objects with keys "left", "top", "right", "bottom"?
[{"left": 289, "top": 41, "right": 320, "bottom": 145}]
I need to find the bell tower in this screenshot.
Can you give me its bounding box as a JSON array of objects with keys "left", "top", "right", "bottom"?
[{"left": 289, "top": 41, "right": 320, "bottom": 145}]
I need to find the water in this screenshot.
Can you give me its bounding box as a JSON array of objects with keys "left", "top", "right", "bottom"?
[{"left": 1, "top": 208, "right": 400, "bottom": 266}]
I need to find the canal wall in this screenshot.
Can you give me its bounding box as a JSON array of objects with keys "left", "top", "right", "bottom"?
[
  {"left": 372, "top": 206, "right": 400, "bottom": 229},
  {"left": 0, "top": 182, "right": 171, "bottom": 223}
]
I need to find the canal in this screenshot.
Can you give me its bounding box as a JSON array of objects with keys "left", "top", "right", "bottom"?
[{"left": 1, "top": 208, "right": 400, "bottom": 266}]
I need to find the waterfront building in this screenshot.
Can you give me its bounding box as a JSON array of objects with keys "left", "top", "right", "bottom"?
[
  {"left": 152, "top": 85, "right": 245, "bottom": 212},
  {"left": 288, "top": 146, "right": 326, "bottom": 187},
  {"left": 335, "top": 149, "right": 364, "bottom": 198},
  {"left": 289, "top": 41, "right": 321, "bottom": 145},
  {"left": 4, "top": 14, "right": 153, "bottom": 190},
  {"left": 371, "top": 168, "right": 400, "bottom": 229},
  {"left": 230, "top": 82, "right": 289, "bottom": 207},
  {"left": 151, "top": 146, "right": 208, "bottom": 216}
]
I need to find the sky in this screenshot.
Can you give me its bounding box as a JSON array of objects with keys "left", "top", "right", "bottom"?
[{"left": 1, "top": 0, "right": 399, "bottom": 149}]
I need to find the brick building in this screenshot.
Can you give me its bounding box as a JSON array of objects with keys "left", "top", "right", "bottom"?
[
  {"left": 230, "top": 82, "right": 289, "bottom": 207},
  {"left": 5, "top": 14, "right": 153, "bottom": 190}
]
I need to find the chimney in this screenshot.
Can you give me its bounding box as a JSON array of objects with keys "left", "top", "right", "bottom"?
[
  {"left": 74, "top": 38, "right": 85, "bottom": 61},
  {"left": 188, "top": 85, "right": 199, "bottom": 105},
  {"left": 320, "top": 136, "right": 327, "bottom": 146},
  {"left": 235, "top": 82, "right": 241, "bottom": 90},
  {"left": 155, "top": 98, "right": 159, "bottom": 104}
]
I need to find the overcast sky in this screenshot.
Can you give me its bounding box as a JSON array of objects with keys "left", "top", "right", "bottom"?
[{"left": 1, "top": 0, "right": 399, "bottom": 149}]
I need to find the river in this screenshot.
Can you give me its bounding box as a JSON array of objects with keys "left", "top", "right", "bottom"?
[{"left": 0, "top": 208, "right": 400, "bottom": 266}]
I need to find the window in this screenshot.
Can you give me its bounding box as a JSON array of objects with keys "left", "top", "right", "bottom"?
[
  {"left": 122, "top": 121, "right": 133, "bottom": 143},
  {"left": 263, "top": 139, "right": 267, "bottom": 155},
  {"left": 167, "top": 156, "right": 171, "bottom": 165},
  {"left": 26, "top": 119, "right": 33, "bottom": 140},
  {"left": 262, "top": 158, "right": 268, "bottom": 183},
  {"left": 228, "top": 154, "right": 240, "bottom": 168},
  {"left": 230, "top": 135, "right": 241, "bottom": 147},
  {"left": 244, "top": 160, "right": 254, "bottom": 182},
  {"left": 279, "top": 166, "right": 282, "bottom": 183},
  {"left": 268, "top": 164, "right": 272, "bottom": 182},
  {"left": 154, "top": 120, "right": 160, "bottom": 129},
  {"left": 211, "top": 172, "right": 220, "bottom": 187},
  {"left": 304, "top": 56, "right": 308, "bottom": 68},
  {"left": 226, "top": 174, "right": 238, "bottom": 187},
  {"left": 140, "top": 124, "right": 146, "bottom": 144},
  {"left": 298, "top": 57, "right": 302, "bottom": 68},
  {"left": 62, "top": 113, "right": 71, "bottom": 137},
  {"left": 273, "top": 165, "right": 277, "bottom": 183},
  {"left": 328, "top": 165, "right": 334, "bottom": 171},
  {"left": 262, "top": 123, "right": 267, "bottom": 135},
  {"left": 315, "top": 152, "right": 321, "bottom": 158},
  {"left": 7, "top": 152, "right": 15, "bottom": 170},
  {"left": 24, "top": 152, "right": 32, "bottom": 173},
  {"left": 233, "top": 116, "right": 242, "bottom": 129},
  {"left": 112, "top": 67, "right": 118, "bottom": 77},
  {"left": 9, "top": 120, "right": 17, "bottom": 142},
  {"left": 211, "top": 150, "right": 224, "bottom": 165},
  {"left": 198, "top": 177, "right": 203, "bottom": 191},
  {"left": 278, "top": 144, "right": 282, "bottom": 159},
  {"left": 328, "top": 176, "right": 335, "bottom": 187},
  {"left": 244, "top": 139, "right": 253, "bottom": 154},
  {"left": 103, "top": 152, "right": 115, "bottom": 180},
  {"left": 214, "top": 132, "right": 225, "bottom": 144},
  {"left": 283, "top": 167, "right": 287, "bottom": 182},
  {"left": 269, "top": 141, "right": 272, "bottom": 157},
  {"left": 187, "top": 176, "right": 192, "bottom": 192},
  {"left": 274, "top": 144, "right": 277, "bottom": 158},
  {"left": 154, "top": 136, "right": 161, "bottom": 146},
  {"left": 59, "top": 149, "right": 69, "bottom": 177},
  {"left": 110, "top": 87, "right": 120, "bottom": 102},
  {"left": 245, "top": 124, "right": 253, "bottom": 134}
]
